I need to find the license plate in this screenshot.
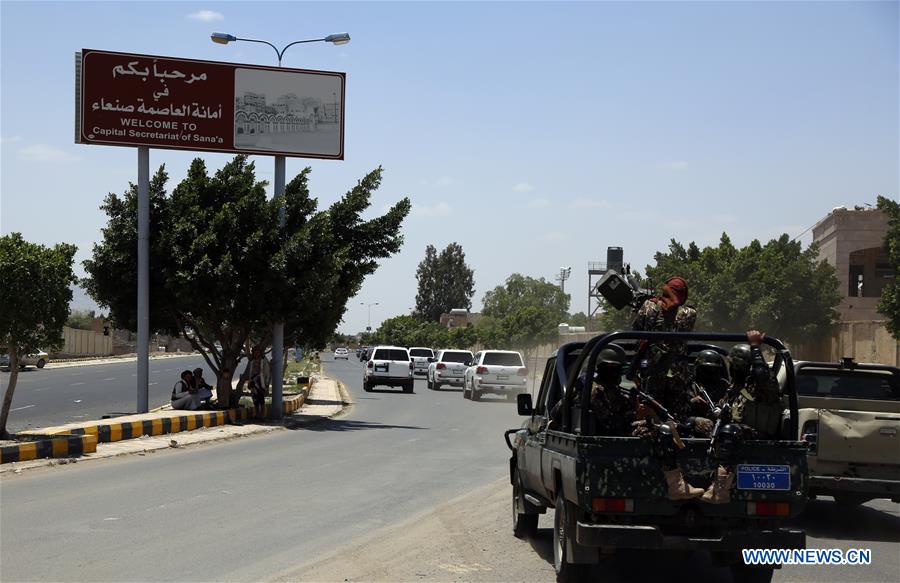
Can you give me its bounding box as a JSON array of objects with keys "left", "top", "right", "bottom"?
[
  {"left": 737, "top": 464, "right": 791, "bottom": 491},
  {"left": 497, "top": 375, "right": 509, "bottom": 381},
  {"left": 375, "top": 364, "right": 388, "bottom": 373}
]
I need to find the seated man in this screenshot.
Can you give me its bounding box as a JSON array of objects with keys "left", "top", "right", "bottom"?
[
  {"left": 588, "top": 347, "right": 635, "bottom": 436},
  {"left": 171, "top": 370, "right": 197, "bottom": 411},
  {"left": 726, "top": 330, "right": 783, "bottom": 439},
  {"left": 192, "top": 368, "right": 214, "bottom": 409}
]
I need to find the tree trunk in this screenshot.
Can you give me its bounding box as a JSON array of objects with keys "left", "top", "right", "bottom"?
[{"left": 0, "top": 346, "right": 20, "bottom": 439}]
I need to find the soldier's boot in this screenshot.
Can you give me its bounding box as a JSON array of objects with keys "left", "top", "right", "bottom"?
[
  {"left": 664, "top": 468, "right": 704, "bottom": 500},
  {"left": 700, "top": 465, "right": 734, "bottom": 504}
]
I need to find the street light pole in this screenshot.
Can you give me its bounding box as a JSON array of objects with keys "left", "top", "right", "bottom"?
[
  {"left": 361, "top": 302, "right": 379, "bottom": 330},
  {"left": 212, "top": 31, "right": 350, "bottom": 420}
]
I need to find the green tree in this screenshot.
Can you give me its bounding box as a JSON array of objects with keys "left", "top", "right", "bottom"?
[
  {"left": 876, "top": 195, "right": 900, "bottom": 339},
  {"left": 478, "top": 274, "right": 570, "bottom": 355},
  {"left": 448, "top": 325, "right": 478, "bottom": 349},
  {"left": 374, "top": 315, "right": 422, "bottom": 346},
  {"left": 66, "top": 309, "right": 97, "bottom": 331},
  {"left": 642, "top": 233, "right": 840, "bottom": 344},
  {"left": 84, "top": 156, "right": 409, "bottom": 406},
  {"left": 0, "top": 233, "right": 77, "bottom": 437},
  {"left": 414, "top": 243, "right": 475, "bottom": 321},
  {"left": 482, "top": 274, "right": 569, "bottom": 322}
]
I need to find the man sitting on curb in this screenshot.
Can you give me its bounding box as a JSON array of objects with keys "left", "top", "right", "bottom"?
[
  {"left": 192, "top": 368, "right": 214, "bottom": 409},
  {"left": 171, "top": 370, "right": 197, "bottom": 410}
]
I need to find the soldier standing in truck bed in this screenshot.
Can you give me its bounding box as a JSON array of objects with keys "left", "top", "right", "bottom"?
[{"left": 631, "top": 276, "right": 697, "bottom": 407}]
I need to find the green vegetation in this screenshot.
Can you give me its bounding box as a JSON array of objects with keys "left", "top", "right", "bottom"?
[
  {"left": 0, "top": 233, "right": 77, "bottom": 437},
  {"left": 84, "top": 155, "right": 410, "bottom": 407},
  {"left": 66, "top": 309, "right": 96, "bottom": 331},
  {"left": 596, "top": 234, "right": 842, "bottom": 344},
  {"left": 414, "top": 242, "right": 475, "bottom": 321},
  {"left": 876, "top": 195, "right": 900, "bottom": 340}
]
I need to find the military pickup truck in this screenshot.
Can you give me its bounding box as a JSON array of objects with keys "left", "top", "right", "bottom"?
[
  {"left": 506, "top": 331, "right": 808, "bottom": 583},
  {"left": 792, "top": 358, "right": 900, "bottom": 507}
]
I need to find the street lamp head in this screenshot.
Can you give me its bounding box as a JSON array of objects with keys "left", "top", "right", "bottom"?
[
  {"left": 324, "top": 33, "right": 351, "bottom": 45},
  {"left": 210, "top": 32, "right": 237, "bottom": 45}
]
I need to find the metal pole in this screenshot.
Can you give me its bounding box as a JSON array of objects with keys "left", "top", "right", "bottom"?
[
  {"left": 270, "top": 155, "right": 286, "bottom": 419},
  {"left": 137, "top": 146, "right": 150, "bottom": 413}
]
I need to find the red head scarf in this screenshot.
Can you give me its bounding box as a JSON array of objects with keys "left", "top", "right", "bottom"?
[{"left": 664, "top": 276, "right": 689, "bottom": 306}]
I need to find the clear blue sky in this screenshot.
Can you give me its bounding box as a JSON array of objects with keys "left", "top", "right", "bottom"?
[{"left": 1, "top": 1, "right": 897, "bottom": 334}]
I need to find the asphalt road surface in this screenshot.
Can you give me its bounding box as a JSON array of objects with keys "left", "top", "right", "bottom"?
[
  {"left": 0, "top": 355, "right": 210, "bottom": 432},
  {"left": 2, "top": 355, "right": 898, "bottom": 582}
]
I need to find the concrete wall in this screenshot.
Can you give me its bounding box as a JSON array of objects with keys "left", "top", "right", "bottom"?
[
  {"left": 794, "top": 321, "right": 899, "bottom": 366},
  {"left": 61, "top": 326, "right": 113, "bottom": 356}
]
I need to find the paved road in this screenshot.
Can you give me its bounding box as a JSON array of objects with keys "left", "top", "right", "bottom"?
[
  {"left": 0, "top": 355, "right": 210, "bottom": 432},
  {"left": 0, "top": 355, "right": 522, "bottom": 581},
  {"left": 2, "top": 355, "right": 898, "bottom": 582}
]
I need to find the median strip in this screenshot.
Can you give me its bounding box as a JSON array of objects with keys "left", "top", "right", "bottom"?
[{"left": 4, "top": 384, "right": 311, "bottom": 464}]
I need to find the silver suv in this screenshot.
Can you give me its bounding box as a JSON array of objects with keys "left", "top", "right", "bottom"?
[{"left": 364, "top": 346, "right": 414, "bottom": 393}]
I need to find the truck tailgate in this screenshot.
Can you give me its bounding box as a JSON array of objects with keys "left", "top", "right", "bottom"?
[
  {"left": 576, "top": 437, "right": 808, "bottom": 516},
  {"left": 817, "top": 409, "right": 900, "bottom": 465}
]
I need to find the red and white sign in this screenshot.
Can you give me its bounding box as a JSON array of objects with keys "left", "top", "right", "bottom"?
[{"left": 76, "top": 49, "right": 345, "bottom": 159}]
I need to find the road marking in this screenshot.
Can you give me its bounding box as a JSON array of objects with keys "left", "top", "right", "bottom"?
[
  {"left": 74, "top": 399, "right": 82, "bottom": 403},
  {"left": 34, "top": 387, "right": 51, "bottom": 392},
  {"left": 149, "top": 382, "right": 158, "bottom": 386},
  {"left": 102, "top": 377, "right": 117, "bottom": 381},
  {"left": 11, "top": 404, "right": 35, "bottom": 412},
  {"left": 70, "top": 382, "right": 86, "bottom": 386}
]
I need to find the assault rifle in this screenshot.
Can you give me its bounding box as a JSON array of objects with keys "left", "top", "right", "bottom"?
[
  {"left": 626, "top": 387, "right": 686, "bottom": 449},
  {"left": 695, "top": 385, "right": 722, "bottom": 418},
  {"left": 707, "top": 388, "right": 736, "bottom": 455}
]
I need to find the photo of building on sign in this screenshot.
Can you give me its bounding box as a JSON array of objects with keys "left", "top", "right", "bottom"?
[{"left": 233, "top": 68, "right": 343, "bottom": 157}]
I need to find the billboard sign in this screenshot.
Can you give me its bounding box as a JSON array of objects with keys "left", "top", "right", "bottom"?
[{"left": 76, "top": 49, "right": 345, "bottom": 159}]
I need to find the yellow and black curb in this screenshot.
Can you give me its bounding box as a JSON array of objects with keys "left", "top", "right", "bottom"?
[
  {"left": 1, "top": 433, "right": 98, "bottom": 464},
  {"left": 4, "top": 386, "right": 309, "bottom": 464}
]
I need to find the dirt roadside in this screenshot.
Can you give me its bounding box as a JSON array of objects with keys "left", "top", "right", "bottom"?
[{"left": 275, "top": 477, "right": 557, "bottom": 582}]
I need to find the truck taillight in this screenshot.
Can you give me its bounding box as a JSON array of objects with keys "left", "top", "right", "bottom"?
[
  {"left": 517, "top": 367, "right": 528, "bottom": 376},
  {"left": 436, "top": 363, "right": 446, "bottom": 370},
  {"left": 367, "top": 361, "right": 373, "bottom": 368},
  {"left": 747, "top": 502, "right": 789, "bottom": 517},
  {"left": 801, "top": 420, "right": 818, "bottom": 455},
  {"left": 592, "top": 498, "right": 633, "bottom": 513},
  {"left": 476, "top": 366, "right": 489, "bottom": 374},
  {"left": 409, "top": 362, "right": 414, "bottom": 370}
]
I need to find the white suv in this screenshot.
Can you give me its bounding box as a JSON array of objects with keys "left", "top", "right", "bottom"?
[
  {"left": 364, "top": 346, "right": 414, "bottom": 393},
  {"left": 464, "top": 350, "right": 527, "bottom": 401},
  {"left": 409, "top": 347, "right": 435, "bottom": 376},
  {"left": 427, "top": 349, "right": 473, "bottom": 390}
]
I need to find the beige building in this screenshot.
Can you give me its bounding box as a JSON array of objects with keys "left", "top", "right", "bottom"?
[
  {"left": 812, "top": 206, "right": 893, "bottom": 321},
  {"left": 809, "top": 205, "right": 898, "bottom": 365}
]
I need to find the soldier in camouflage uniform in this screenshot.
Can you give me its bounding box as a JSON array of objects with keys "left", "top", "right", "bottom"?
[
  {"left": 726, "top": 330, "right": 783, "bottom": 439},
  {"left": 588, "top": 347, "right": 635, "bottom": 436},
  {"left": 701, "top": 331, "right": 783, "bottom": 504},
  {"left": 681, "top": 349, "right": 730, "bottom": 438},
  {"left": 629, "top": 277, "right": 707, "bottom": 499},
  {"left": 631, "top": 276, "right": 698, "bottom": 415}
]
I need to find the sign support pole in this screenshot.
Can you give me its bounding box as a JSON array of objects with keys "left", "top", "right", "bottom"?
[
  {"left": 270, "top": 155, "right": 286, "bottom": 420},
  {"left": 137, "top": 146, "right": 150, "bottom": 413}
]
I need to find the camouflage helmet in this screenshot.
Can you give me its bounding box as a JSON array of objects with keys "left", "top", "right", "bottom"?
[
  {"left": 728, "top": 344, "right": 753, "bottom": 378},
  {"left": 597, "top": 344, "right": 626, "bottom": 367},
  {"left": 695, "top": 349, "right": 725, "bottom": 370}
]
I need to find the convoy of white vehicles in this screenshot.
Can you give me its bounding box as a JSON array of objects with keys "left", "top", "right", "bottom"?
[{"left": 355, "top": 344, "right": 527, "bottom": 401}]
